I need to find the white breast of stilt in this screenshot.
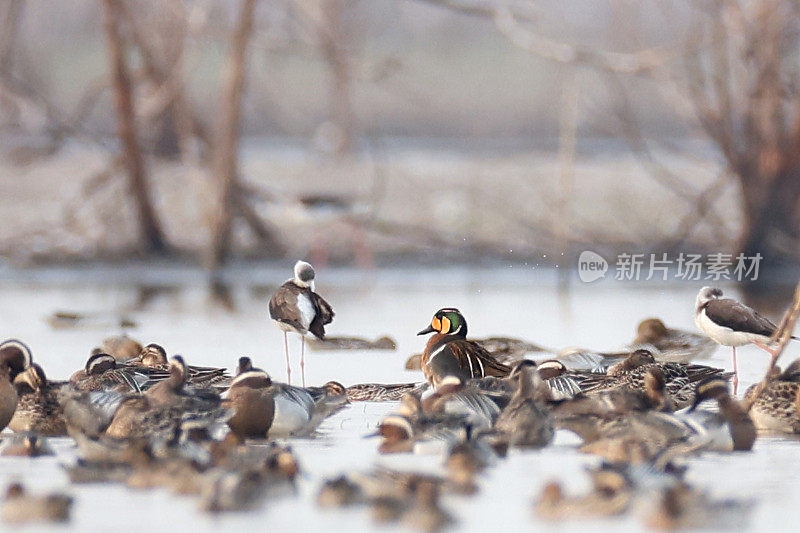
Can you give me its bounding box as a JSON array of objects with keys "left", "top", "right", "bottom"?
[
  {"left": 296, "top": 293, "right": 316, "bottom": 333},
  {"left": 695, "top": 309, "right": 756, "bottom": 347}
]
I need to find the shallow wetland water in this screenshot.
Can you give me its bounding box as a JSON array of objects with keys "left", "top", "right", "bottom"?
[{"left": 1, "top": 265, "right": 798, "bottom": 531}]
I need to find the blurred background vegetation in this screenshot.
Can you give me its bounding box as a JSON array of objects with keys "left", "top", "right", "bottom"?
[{"left": 2, "top": 0, "right": 800, "bottom": 291}]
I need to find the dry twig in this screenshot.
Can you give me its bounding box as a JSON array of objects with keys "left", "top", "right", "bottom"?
[{"left": 742, "top": 278, "right": 800, "bottom": 411}]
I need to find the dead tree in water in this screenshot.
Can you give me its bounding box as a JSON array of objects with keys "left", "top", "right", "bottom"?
[
  {"left": 117, "top": 0, "right": 212, "bottom": 162},
  {"left": 207, "top": 0, "right": 283, "bottom": 280},
  {"left": 102, "top": 0, "right": 168, "bottom": 254},
  {"left": 418, "top": 0, "right": 800, "bottom": 271},
  {"left": 680, "top": 1, "right": 800, "bottom": 268},
  {"left": 598, "top": 1, "right": 800, "bottom": 271}
]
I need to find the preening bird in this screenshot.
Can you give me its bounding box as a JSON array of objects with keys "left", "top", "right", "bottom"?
[{"left": 269, "top": 261, "right": 334, "bottom": 386}]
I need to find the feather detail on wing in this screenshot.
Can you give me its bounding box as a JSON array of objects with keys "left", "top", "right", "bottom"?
[
  {"left": 308, "top": 292, "right": 335, "bottom": 339},
  {"left": 429, "top": 339, "right": 511, "bottom": 380},
  {"left": 269, "top": 283, "right": 305, "bottom": 331},
  {"left": 704, "top": 298, "right": 777, "bottom": 337},
  {"left": 471, "top": 344, "right": 512, "bottom": 377}
]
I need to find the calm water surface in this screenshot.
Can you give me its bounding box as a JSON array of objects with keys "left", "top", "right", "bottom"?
[{"left": 0, "top": 266, "right": 798, "bottom": 531}]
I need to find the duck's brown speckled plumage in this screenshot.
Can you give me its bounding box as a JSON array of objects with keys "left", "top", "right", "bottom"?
[
  {"left": 122, "top": 344, "right": 230, "bottom": 390},
  {"left": 345, "top": 382, "right": 424, "bottom": 402},
  {"left": 493, "top": 368, "right": 554, "bottom": 448},
  {"left": 744, "top": 360, "right": 800, "bottom": 433},
  {"left": 69, "top": 353, "right": 143, "bottom": 393},
  {"left": 579, "top": 350, "right": 727, "bottom": 410},
  {"left": 8, "top": 364, "right": 68, "bottom": 437}
]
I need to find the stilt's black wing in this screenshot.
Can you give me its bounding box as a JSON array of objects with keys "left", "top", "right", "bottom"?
[
  {"left": 308, "top": 292, "right": 334, "bottom": 339},
  {"left": 704, "top": 298, "right": 777, "bottom": 337},
  {"left": 269, "top": 282, "right": 305, "bottom": 331}
]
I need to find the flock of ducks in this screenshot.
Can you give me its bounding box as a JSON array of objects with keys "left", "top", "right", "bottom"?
[{"left": 0, "top": 260, "right": 798, "bottom": 530}]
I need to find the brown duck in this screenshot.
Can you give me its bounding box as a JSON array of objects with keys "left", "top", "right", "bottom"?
[
  {"left": 743, "top": 358, "right": 800, "bottom": 433},
  {"left": 69, "top": 353, "right": 143, "bottom": 393},
  {"left": 0, "top": 340, "right": 31, "bottom": 432},
  {"left": 417, "top": 308, "right": 510, "bottom": 386},
  {"left": 9, "top": 363, "right": 68, "bottom": 437},
  {"left": 223, "top": 357, "right": 276, "bottom": 439}
]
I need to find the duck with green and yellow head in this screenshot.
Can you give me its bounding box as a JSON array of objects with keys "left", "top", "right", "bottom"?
[{"left": 417, "top": 308, "right": 511, "bottom": 386}]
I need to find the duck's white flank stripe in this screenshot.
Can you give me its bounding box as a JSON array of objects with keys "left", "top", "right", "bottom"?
[
  {"left": 465, "top": 352, "right": 475, "bottom": 377},
  {"left": 474, "top": 355, "right": 484, "bottom": 377},
  {"left": 428, "top": 345, "right": 447, "bottom": 365}
]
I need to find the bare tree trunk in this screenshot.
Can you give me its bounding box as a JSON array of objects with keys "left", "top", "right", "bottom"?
[
  {"left": 102, "top": 0, "right": 168, "bottom": 254},
  {"left": 0, "top": 0, "right": 24, "bottom": 123},
  {"left": 0, "top": 0, "right": 23, "bottom": 77},
  {"left": 320, "top": 0, "right": 354, "bottom": 154},
  {"left": 119, "top": 0, "right": 201, "bottom": 162},
  {"left": 738, "top": 167, "right": 800, "bottom": 265},
  {"left": 207, "top": 0, "right": 258, "bottom": 271}
]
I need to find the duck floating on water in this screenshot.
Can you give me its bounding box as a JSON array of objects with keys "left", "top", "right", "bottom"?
[{"left": 417, "top": 308, "right": 511, "bottom": 386}]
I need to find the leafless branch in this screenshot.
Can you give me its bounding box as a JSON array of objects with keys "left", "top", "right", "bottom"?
[
  {"left": 207, "top": 0, "right": 284, "bottom": 273},
  {"left": 416, "top": 0, "right": 680, "bottom": 74},
  {"left": 665, "top": 170, "right": 733, "bottom": 250},
  {"left": 743, "top": 277, "right": 800, "bottom": 410},
  {"left": 118, "top": 0, "right": 208, "bottom": 160},
  {"left": 0, "top": 0, "right": 23, "bottom": 77}
]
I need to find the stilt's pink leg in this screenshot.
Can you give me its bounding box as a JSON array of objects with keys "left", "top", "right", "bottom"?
[
  {"left": 284, "top": 331, "right": 292, "bottom": 385},
  {"left": 756, "top": 341, "right": 784, "bottom": 374},
  {"left": 732, "top": 346, "right": 738, "bottom": 396},
  {"left": 754, "top": 341, "right": 781, "bottom": 357},
  {"left": 300, "top": 335, "right": 306, "bottom": 387}
]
